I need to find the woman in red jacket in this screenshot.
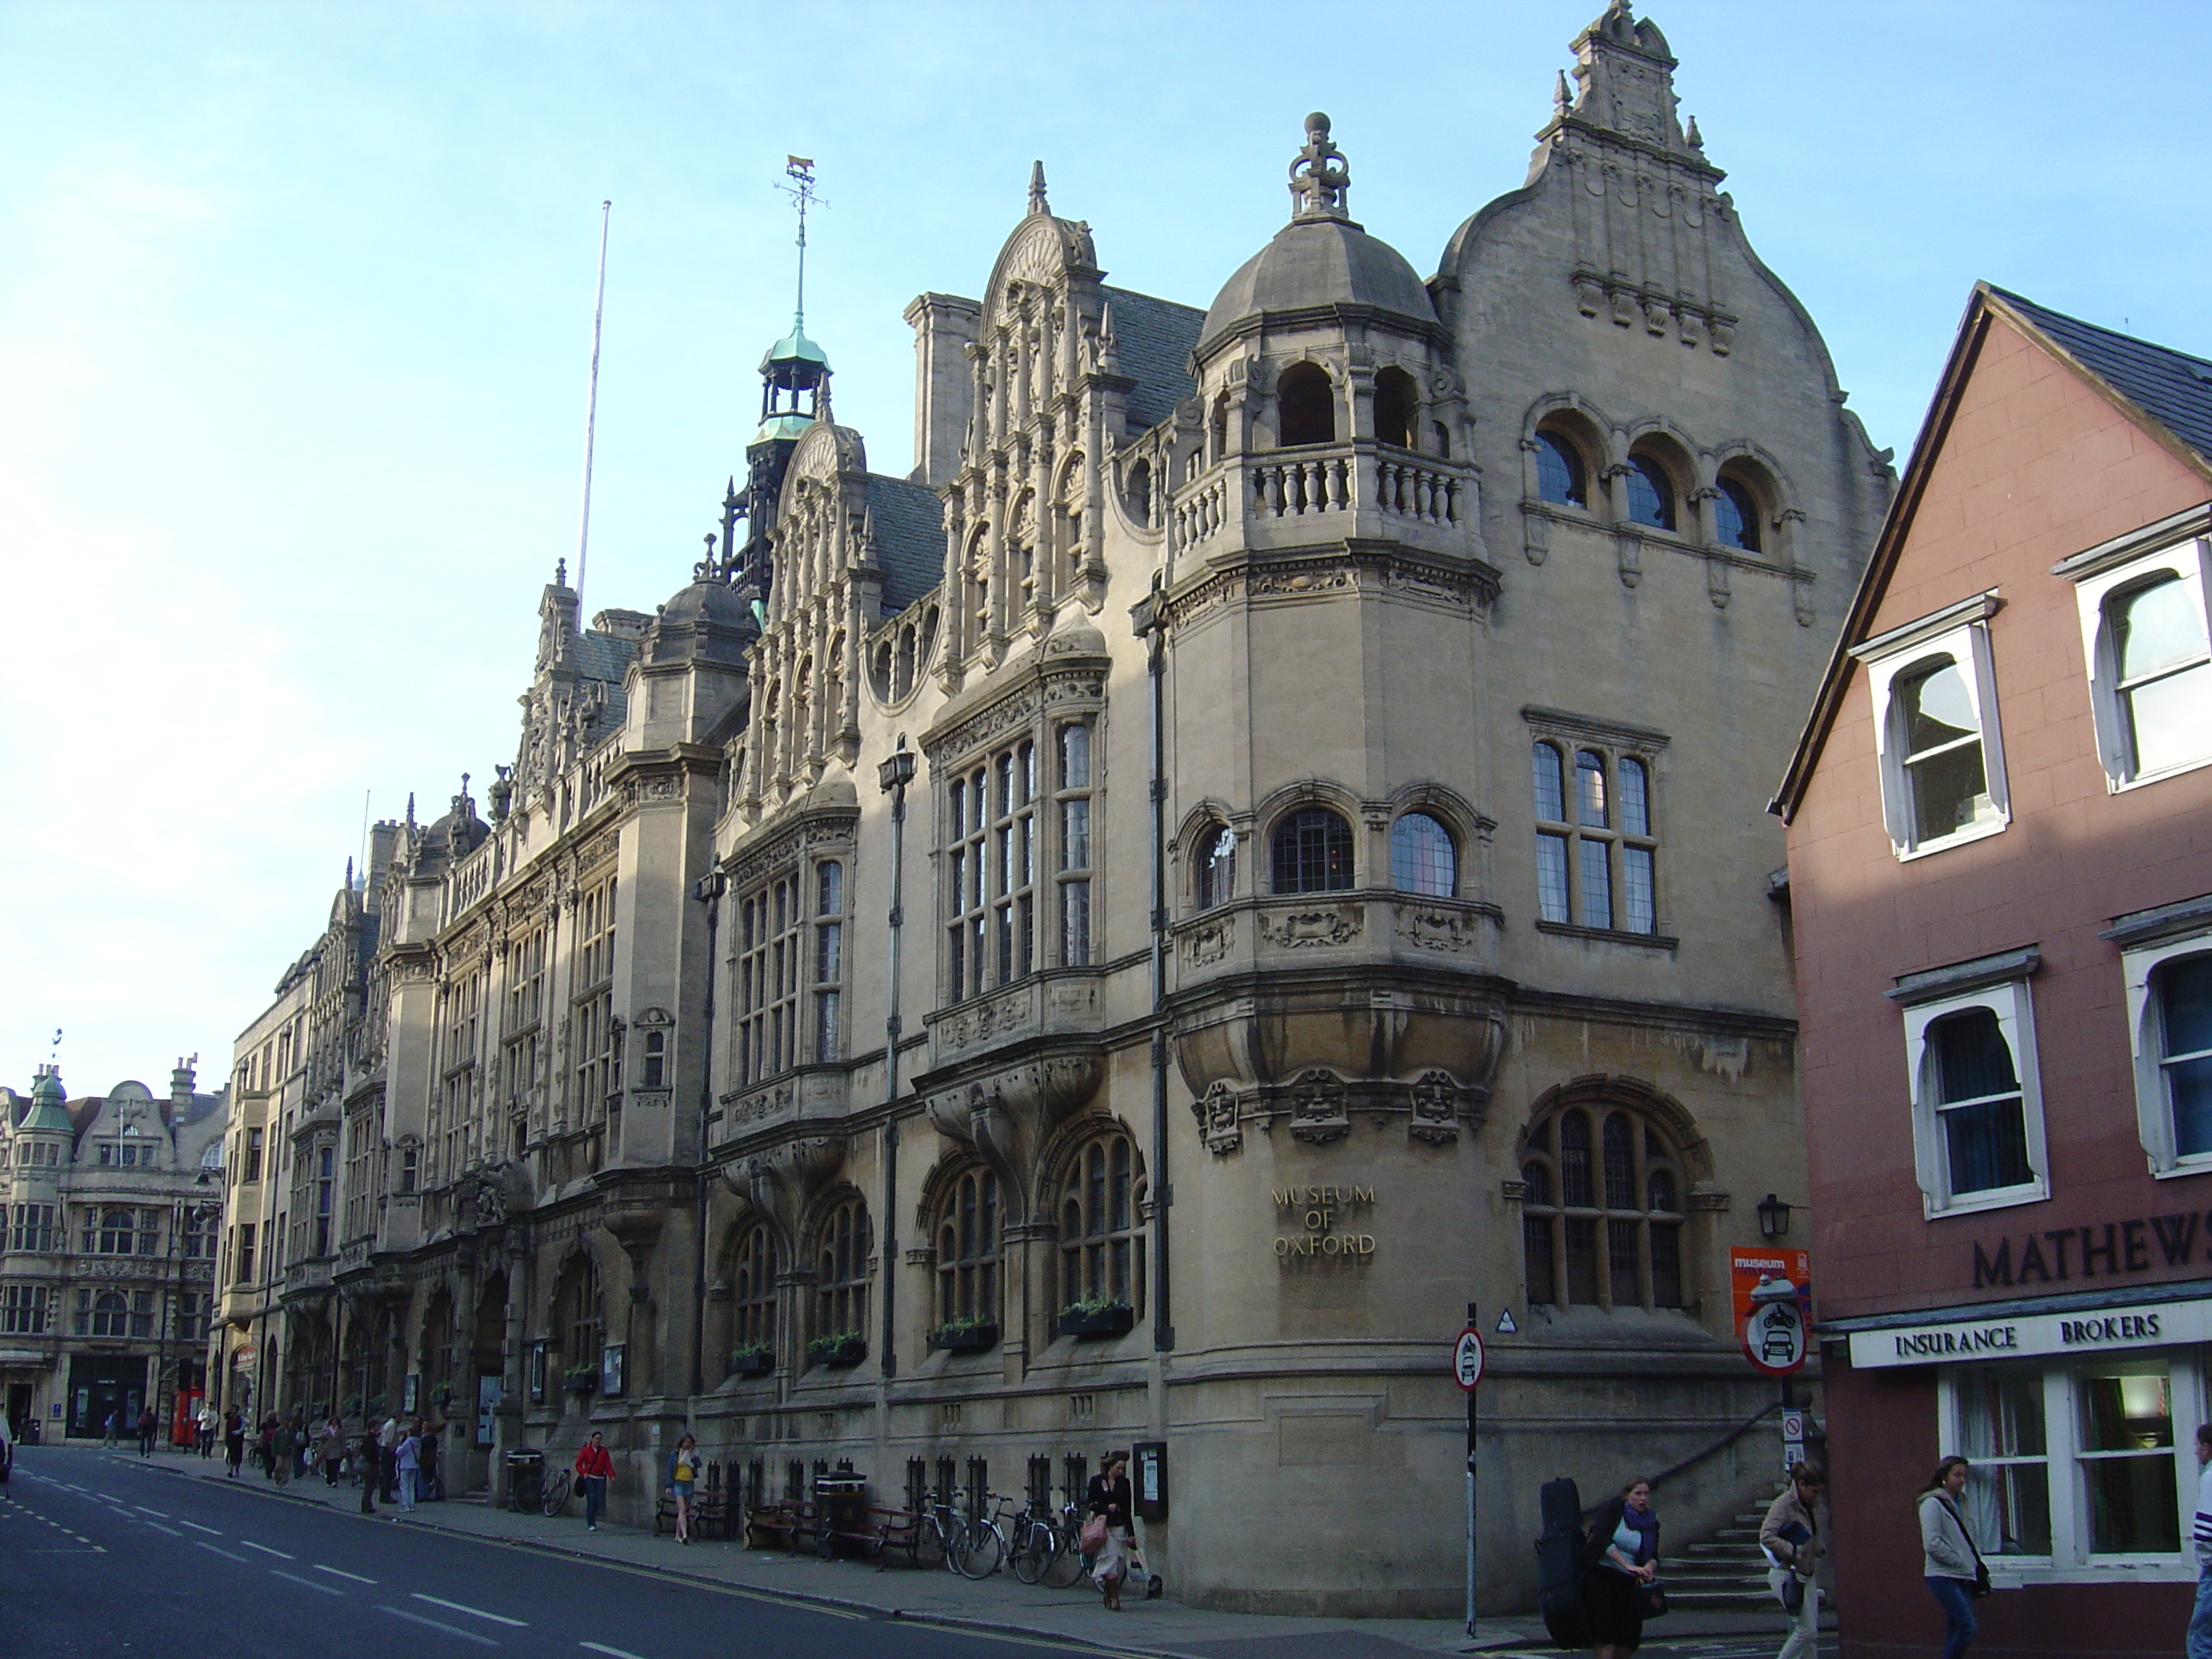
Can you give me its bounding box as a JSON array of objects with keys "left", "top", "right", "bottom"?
[{"left": 574, "top": 1431, "right": 615, "bottom": 1532}]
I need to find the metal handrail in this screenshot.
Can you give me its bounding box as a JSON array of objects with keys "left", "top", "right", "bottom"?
[{"left": 1580, "top": 1400, "right": 1784, "bottom": 1520}]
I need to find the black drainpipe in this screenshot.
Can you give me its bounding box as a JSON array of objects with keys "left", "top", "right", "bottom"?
[
  {"left": 690, "top": 868, "right": 726, "bottom": 1402},
  {"left": 1142, "top": 579, "right": 1173, "bottom": 1352},
  {"left": 878, "top": 740, "right": 917, "bottom": 1380}
]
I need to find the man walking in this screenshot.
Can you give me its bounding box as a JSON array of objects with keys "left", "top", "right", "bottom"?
[
  {"left": 379, "top": 1412, "right": 401, "bottom": 1503},
  {"left": 101, "top": 1410, "right": 118, "bottom": 1449},
  {"left": 224, "top": 1408, "right": 245, "bottom": 1478},
  {"left": 357, "top": 1423, "right": 381, "bottom": 1516},
  {"left": 136, "top": 1408, "right": 156, "bottom": 1458}
]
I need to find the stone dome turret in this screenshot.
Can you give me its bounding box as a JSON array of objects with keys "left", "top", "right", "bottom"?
[{"left": 1197, "top": 114, "right": 1440, "bottom": 358}]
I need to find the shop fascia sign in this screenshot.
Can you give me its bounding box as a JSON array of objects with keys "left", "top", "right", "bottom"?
[{"left": 1848, "top": 1294, "right": 2212, "bottom": 1370}]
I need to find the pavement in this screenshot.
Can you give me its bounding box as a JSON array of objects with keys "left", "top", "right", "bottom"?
[{"left": 85, "top": 1443, "right": 1837, "bottom": 1659}]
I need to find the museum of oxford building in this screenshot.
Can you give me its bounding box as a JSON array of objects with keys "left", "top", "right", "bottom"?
[{"left": 214, "top": 7, "right": 1895, "bottom": 1612}]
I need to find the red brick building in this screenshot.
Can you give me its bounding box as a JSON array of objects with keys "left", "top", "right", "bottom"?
[{"left": 1774, "top": 286, "right": 2212, "bottom": 1657}]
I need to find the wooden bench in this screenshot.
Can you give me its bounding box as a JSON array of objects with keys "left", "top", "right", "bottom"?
[
  {"left": 744, "top": 1499, "right": 819, "bottom": 1551},
  {"left": 655, "top": 1485, "right": 730, "bottom": 1540},
  {"left": 868, "top": 1505, "right": 923, "bottom": 1568}
]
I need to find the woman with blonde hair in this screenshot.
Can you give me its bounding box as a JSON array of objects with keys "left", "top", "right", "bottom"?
[
  {"left": 1580, "top": 1475, "right": 1661, "bottom": 1659},
  {"left": 1918, "top": 1455, "right": 1984, "bottom": 1659}
]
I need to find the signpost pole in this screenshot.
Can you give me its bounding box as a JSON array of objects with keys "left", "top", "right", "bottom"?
[{"left": 1464, "top": 1301, "right": 1478, "bottom": 1639}]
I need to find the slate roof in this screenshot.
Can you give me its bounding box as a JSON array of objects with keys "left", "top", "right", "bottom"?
[
  {"left": 568, "top": 630, "right": 637, "bottom": 687},
  {"left": 1102, "top": 285, "right": 1203, "bottom": 435},
  {"left": 1992, "top": 288, "right": 2212, "bottom": 464},
  {"left": 865, "top": 473, "right": 948, "bottom": 615}
]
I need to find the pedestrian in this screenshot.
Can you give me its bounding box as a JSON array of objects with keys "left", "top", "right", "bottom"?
[
  {"left": 102, "top": 1410, "right": 119, "bottom": 1449},
  {"left": 320, "top": 1416, "right": 346, "bottom": 1486},
  {"left": 2191, "top": 1424, "right": 2212, "bottom": 1659},
  {"left": 379, "top": 1412, "right": 401, "bottom": 1502},
  {"left": 357, "top": 1424, "right": 381, "bottom": 1516},
  {"left": 136, "top": 1408, "right": 156, "bottom": 1457},
  {"left": 197, "top": 1403, "right": 218, "bottom": 1457},
  {"left": 224, "top": 1408, "right": 246, "bottom": 1478},
  {"left": 1761, "top": 1463, "right": 1826, "bottom": 1659},
  {"left": 666, "top": 1435, "right": 700, "bottom": 1544},
  {"left": 1580, "top": 1475, "right": 1661, "bottom": 1659},
  {"left": 1918, "top": 1456, "right": 1984, "bottom": 1659},
  {"left": 290, "top": 1412, "right": 311, "bottom": 1481},
  {"left": 271, "top": 1417, "right": 294, "bottom": 1486},
  {"left": 417, "top": 1418, "right": 442, "bottom": 1502},
  {"left": 574, "top": 1430, "right": 614, "bottom": 1532},
  {"left": 1085, "top": 1450, "right": 1139, "bottom": 1610},
  {"left": 393, "top": 1424, "right": 422, "bottom": 1513}
]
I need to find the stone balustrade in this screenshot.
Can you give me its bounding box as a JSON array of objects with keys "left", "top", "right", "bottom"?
[{"left": 1175, "top": 444, "right": 1473, "bottom": 552}]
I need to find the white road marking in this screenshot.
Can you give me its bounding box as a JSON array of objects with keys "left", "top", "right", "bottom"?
[
  {"left": 581, "top": 1644, "right": 649, "bottom": 1659},
  {"left": 240, "top": 1540, "right": 295, "bottom": 1559},
  {"left": 134, "top": 1505, "right": 169, "bottom": 1517},
  {"left": 412, "top": 1592, "right": 527, "bottom": 1627},
  {"left": 179, "top": 1520, "right": 222, "bottom": 1535},
  {"left": 271, "top": 1569, "right": 345, "bottom": 1597},
  {"left": 144, "top": 1522, "right": 183, "bottom": 1537},
  {"left": 315, "top": 1563, "right": 377, "bottom": 1584},
  {"left": 195, "top": 1540, "right": 252, "bottom": 1563},
  {"left": 378, "top": 1605, "right": 496, "bottom": 1647}
]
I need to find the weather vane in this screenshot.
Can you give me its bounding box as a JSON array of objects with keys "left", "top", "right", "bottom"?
[
  {"left": 49, "top": 1027, "right": 61, "bottom": 1065},
  {"left": 777, "top": 156, "right": 826, "bottom": 330}
]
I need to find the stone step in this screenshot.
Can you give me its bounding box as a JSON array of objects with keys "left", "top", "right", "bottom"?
[
  {"left": 1667, "top": 1558, "right": 1771, "bottom": 1580},
  {"left": 1665, "top": 1586, "right": 1778, "bottom": 1611}
]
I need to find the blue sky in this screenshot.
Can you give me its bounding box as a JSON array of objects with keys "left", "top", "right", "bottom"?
[{"left": 3, "top": 0, "right": 2207, "bottom": 1097}]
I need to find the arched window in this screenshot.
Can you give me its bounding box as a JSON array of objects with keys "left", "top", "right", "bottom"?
[
  {"left": 1521, "top": 1103, "right": 1687, "bottom": 1311},
  {"left": 90, "top": 1291, "right": 130, "bottom": 1338},
  {"left": 1196, "top": 824, "right": 1237, "bottom": 911},
  {"left": 1891, "top": 655, "right": 1994, "bottom": 846},
  {"left": 1924, "top": 1007, "right": 2033, "bottom": 1195},
  {"left": 641, "top": 1030, "right": 666, "bottom": 1090},
  {"left": 935, "top": 1169, "right": 1000, "bottom": 1333},
  {"left": 553, "top": 1256, "right": 601, "bottom": 1384},
  {"left": 1124, "top": 458, "right": 1153, "bottom": 527},
  {"left": 1210, "top": 392, "right": 1231, "bottom": 462},
  {"left": 731, "top": 1222, "right": 777, "bottom": 1359},
  {"left": 813, "top": 1196, "right": 870, "bottom": 1344},
  {"left": 1059, "top": 1135, "right": 1144, "bottom": 1315},
  {"left": 1625, "top": 456, "right": 1676, "bottom": 531},
  {"left": 2154, "top": 953, "right": 2212, "bottom": 1157},
  {"left": 97, "top": 1209, "right": 134, "bottom": 1255},
  {"left": 1534, "top": 432, "right": 1586, "bottom": 507},
  {"left": 1374, "top": 368, "right": 1417, "bottom": 449},
  {"left": 1713, "top": 476, "right": 1761, "bottom": 551},
  {"left": 1278, "top": 364, "right": 1336, "bottom": 447},
  {"left": 2107, "top": 574, "right": 2211, "bottom": 777},
  {"left": 1271, "top": 807, "right": 1353, "bottom": 894},
  {"left": 1389, "top": 812, "right": 1456, "bottom": 897}
]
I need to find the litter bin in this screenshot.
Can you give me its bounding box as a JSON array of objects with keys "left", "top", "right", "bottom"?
[
  {"left": 504, "top": 1448, "right": 544, "bottom": 1512},
  {"left": 813, "top": 1472, "right": 870, "bottom": 1557}
]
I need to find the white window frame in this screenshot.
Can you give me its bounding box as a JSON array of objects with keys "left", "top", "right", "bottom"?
[
  {"left": 1901, "top": 975, "right": 2049, "bottom": 1218},
  {"left": 1853, "top": 594, "right": 2010, "bottom": 860},
  {"left": 2057, "top": 509, "right": 2212, "bottom": 792},
  {"left": 1937, "top": 1358, "right": 2203, "bottom": 1585},
  {"left": 2120, "top": 916, "right": 2212, "bottom": 1178}
]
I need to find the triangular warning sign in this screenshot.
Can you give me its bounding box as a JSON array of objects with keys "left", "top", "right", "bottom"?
[{"left": 1494, "top": 1308, "right": 1518, "bottom": 1335}]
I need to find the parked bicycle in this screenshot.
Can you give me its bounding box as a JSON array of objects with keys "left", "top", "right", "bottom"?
[
  {"left": 1042, "top": 1498, "right": 1092, "bottom": 1588},
  {"left": 955, "top": 1492, "right": 1010, "bottom": 1580},
  {"left": 539, "top": 1468, "right": 573, "bottom": 1517},
  {"left": 917, "top": 1490, "right": 969, "bottom": 1575},
  {"left": 1008, "top": 1496, "right": 1061, "bottom": 1585}
]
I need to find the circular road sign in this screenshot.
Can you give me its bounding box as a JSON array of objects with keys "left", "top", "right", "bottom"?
[
  {"left": 1452, "top": 1326, "right": 1485, "bottom": 1392},
  {"left": 1743, "top": 1296, "right": 1808, "bottom": 1377}
]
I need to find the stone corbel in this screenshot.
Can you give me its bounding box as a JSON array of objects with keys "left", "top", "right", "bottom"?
[{"left": 736, "top": 1136, "right": 847, "bottom": 1249}]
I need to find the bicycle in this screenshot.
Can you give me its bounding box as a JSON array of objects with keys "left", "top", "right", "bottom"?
[
  {"left": 539, "top": 1468, "right": 573, "bottom": 1517},
  {"left": 956, "top": 1492, "right": 1010, "bottom": 1580},
  {"left": 917, "top": 1491, "right": 968, "bottom": 1575},
  {"left": 1043, "top": 1500, "right": 1091, "bottom": 1588},
  {"left": 1008, "top": 1498, "right": 1060, "bottom": 1585}
]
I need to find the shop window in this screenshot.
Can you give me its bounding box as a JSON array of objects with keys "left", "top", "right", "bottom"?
[
  {"left": 1957, "top": 1367, "right": 2053, "bottom": 1556},
  {"left": 1270, "top": 806, "right": 1354, "bottom": 894},
  {"left": 1520, "top": 1103, "right": 1686, "bottom": 1313},
  {"left": 2064, "top": 531, "right": 2212, "bottom": 789},
  {"left": 1389, "top": 812, "right": 1456, "bottom": 898},
  {"left": 1902, "top": 977, "right": 2047, "bottom": 1215},
  {"left": 2079, "top": 1371, "right": 2179, "bottom": 1554}
]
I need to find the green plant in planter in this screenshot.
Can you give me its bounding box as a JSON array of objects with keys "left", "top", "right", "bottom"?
[
  {"left": 562, "top": 1363, "right": 597, "bottom": 1392},
  {"left": 931, "top": 1317, "right": 999, "bottom": 1352},
  {"left": 806, "top": 1331, "right": 867, "bottom": 1366},
  {"left": 1057, "top": 1295, "right": 1135, "bottom": 1336},
  {"left": 729, "top": 1342, "right": 774, "bottom": 1375}
]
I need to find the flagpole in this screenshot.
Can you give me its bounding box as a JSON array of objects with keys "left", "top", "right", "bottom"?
[{"left": 573, "top": 200, "right": 612, "bottom": 614}]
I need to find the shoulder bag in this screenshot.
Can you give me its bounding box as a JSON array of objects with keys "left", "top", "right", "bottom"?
[{"left": 1940, "top": 1496, "right": 1993, "bottom": 1598}]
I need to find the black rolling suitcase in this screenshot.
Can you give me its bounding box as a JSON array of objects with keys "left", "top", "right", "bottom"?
[{"left": 1534, "top": 1476, "right": 1591, "bottom": 1649}]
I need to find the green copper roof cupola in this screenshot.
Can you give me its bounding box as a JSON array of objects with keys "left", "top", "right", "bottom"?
[
  {"left": 756, "top": 154, "right": 832, "bottom": 442},
  {"left": 22, "top": 1064, "right": 72, "bottom": 1133}
]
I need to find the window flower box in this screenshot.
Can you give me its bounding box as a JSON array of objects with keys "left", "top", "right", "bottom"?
[
  {"left": 1057, "top": 1300, "right": 1134, "bottom": 1339},
  {"left": 807, "top": 1332, "right": 867, "bottom": 1368},
  {"left": 729, "top": 1344, "right": 774, "bottom": 1378},
  {"left": 562, "top": 1365, "right": 597, "bottom": 1394},
  {"left": 932, "top": 1319, "right": 999, "bottom": 1353}
]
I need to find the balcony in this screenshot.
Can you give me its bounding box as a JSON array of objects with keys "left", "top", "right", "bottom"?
[{"left": 1173, "top": 443, "right": 1481, "bottom": 562}]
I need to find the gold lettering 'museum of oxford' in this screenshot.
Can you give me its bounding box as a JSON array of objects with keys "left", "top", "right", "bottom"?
[{"left": 206, "top": 4, "right": 1893, "bottom": 1614}]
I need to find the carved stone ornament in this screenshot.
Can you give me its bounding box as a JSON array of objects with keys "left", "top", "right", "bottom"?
[
  {"left": 1287, "top": 1068, "right": 1350, "bottom": 1145},
  {"left": 1198, "top": 1080, "right": 1243, "bottom": 1155},
  {"left": 1408, "top": 1070, "right": 1463, "bottom": 1146},
  {"left": 1183, "top": 915, "right": 1234, "bottom": 967},
  {"left": 1260, "top": 905, "right": 1363, "bottom": 949},
  {"left": 1395, "top": 905, "right": 1475, "bottom": 953}
]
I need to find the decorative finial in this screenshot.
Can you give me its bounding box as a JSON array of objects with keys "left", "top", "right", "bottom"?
[
  {"left": 1555, "top": 70, "right": 1573, "bottom": 115},
  {"left": 1685, "top": 114, "right": 1703, "bottom": 149},
  {"left": 1288, "top": 112, "right": 1351, "bottom": 221},
  {"left": 556, "top": 557, "right": 568, "bottom": 587},
  {"left": 695, "top": 532, "right": 719, "bottom": 583},
  {"left": 1028, "top": 160, "right": 1049, "bottom": 216}
]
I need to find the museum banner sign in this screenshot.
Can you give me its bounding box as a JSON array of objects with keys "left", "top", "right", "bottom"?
[{"left": 1848, "top": 1293, "right": 2212, "bottom": 1369}]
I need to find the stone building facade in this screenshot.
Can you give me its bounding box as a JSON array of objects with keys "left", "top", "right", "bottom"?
[
  {"left": 219, "top": 5, "right": 1893, "bottom": 1611},
  {"left": 1, "top": 1063, "right": 226, "bottom": 1441}
]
